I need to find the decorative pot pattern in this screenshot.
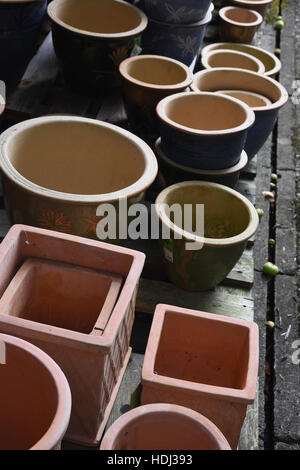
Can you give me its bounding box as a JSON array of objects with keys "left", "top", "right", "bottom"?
[
  {"left": 219, "top": 6, "right": 263, "bottom": 44},
  {"left": 201, "top": 49, "right": 265, "bottom": 74},
  {"left": 140, "top": 0, "right": 213, "bottom": 24},
  {"left": 141, "top": 304, "right": 259, "bottom": 449},
  {"left": 100, "top": 403, "right": 231, "bottom": 450},
  {"left": 0, "top": 333, "right": 71, "bottom": 450}
]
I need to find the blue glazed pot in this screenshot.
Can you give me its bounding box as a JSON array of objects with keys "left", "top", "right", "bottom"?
[
  {"left": 141, "top": 4, "right": 213, "bottom": 69},
  {"left": 191, "top": 68, "right": 288, "bottom": 160},
  {"left": 0, "top": 0, "right": 47, "bottom": 91},
  {"left": 156, "top": 92, "right": 255, "bottom": 170},
  {"left": 140, "top": 0, "right": 213, "bottom": 24}
]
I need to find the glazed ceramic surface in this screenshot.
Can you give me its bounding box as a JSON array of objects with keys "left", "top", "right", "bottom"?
[
  {"left": 201, "top": 49, "right": 265, "bottom": 73},
  {"left": 231, "top": 0, "right": 272, "bottom": 18},
  {"left": 47, "top": 0, "right": 147, "bottom": 93},
  {"left": 0, "top": 333, "right": 71, "bottom": 450},
  {"left": 101, "top": 403, "right": 231, "bottom": 450},
  {"left": 0, "top": 116, "right": 158, "bottom": 241},
  {"left": 141, "top": 304, "right": 259, "bottom": 449},
  {"left": 156, "top": 91, "right": 255, "bottom": 170},
  {"left": 219, "top": 6, "right": 263, "bottom": 44},
  {"left": 139, "top": 0, "right": 213, "bottom": 24},
  {"left": 191, "top": 68, "right": 288, "bottom": 160},
  {"left": 155, "top": 181, "right": 259, "bottom": 291},
  {"left": 141, "top": 4, "right": 214, "bottom": 69}
]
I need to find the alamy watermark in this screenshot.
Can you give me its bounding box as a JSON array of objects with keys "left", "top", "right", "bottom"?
[
  {"left": 291, "top": 80, "right": 300, "bottom": 105},
  {"left": 0, "top": 340, "right": 6, "bottom": 365},
  {"left": 0, "top": 80, "right": 5, "bottom": 114},
  {"left": 291, "top": 339, "right": 300, "bottom": 365}
]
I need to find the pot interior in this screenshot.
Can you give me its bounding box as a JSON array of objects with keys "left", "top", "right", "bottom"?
[
  {"left": 112, "top": 410, "right": 223, "bottom": 450},
  {"left": 162, "top": 94, "right": 248, "bottom": 131},
  {"left": 6, "top": 120, "right": 145, "bottom": 195},
  {"left": 124, "top": 57, "right": 188, "bottom": 86},
  {"left": 155, "top": 311, "right": 250, "bottom": 390},
  {"left": 206, "top": 51, "right": 261, "bottom": 72},
  {"left": 50, "top": 0, "right": 142, "bottom": 34},
  {"left": 217, "top": 90, "right": 271, "bottom": 107},
  {"left": 0, "top": 341, "right": 58, "bottom": 450},
  {"left": 225, "top": 7, "right": 259, "bottom": 23}
]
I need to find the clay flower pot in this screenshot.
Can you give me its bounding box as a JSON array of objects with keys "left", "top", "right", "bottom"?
[
  {"left": 0, "top": 0, "right": 47, "bottom": 91},
  {"left": 141, "top": 304, "right": 259, "bottom": 449},
  {"left": 141, "top": 4, "right": 214, "bottom": 70},
  {"left": 201, "top": 42, "right": 281, "bottom": 78},
  {"left": 231, "top": 0, "right": 273, "bottom": 18},
  {"left": 0, "top": 333, "right": 71, "bottom": 450},
  {"left": 191, "top": 68, "right": 288, "bottom": 160},
  {"left": 219, "top": 6, "right": 263, "bottom": 44},
  {"left": 0, "top": 116, "right": 158, "bottom": 241},
  {"left": 156, "top": 91, "right": 255, "bottom": 170},
  {"left": 0, "top": 224, "right": 146, "bottom": 446},
  {"left": 201, "top": 49, "right": 265, "bottom": 74},
  {"left": 119, "top": 55, "right": 193, "bottom": 138},
  {"left": 139, "top": 0, "right": 213, "bottom": 24},
  {"left": 100, "top": 403, "right": 231, "bottom": 450},
  {"left": 155, "top": 138, "right": 248, "bottom": 189},
  {"left": 47, "top": 0, "right": 147, "bottom": 93},
  {"left": 155, "top": 181, "right": 259, "bottom": 291},
  {"left": 216, "top": 90, "right": 272, "bottom": 107}
]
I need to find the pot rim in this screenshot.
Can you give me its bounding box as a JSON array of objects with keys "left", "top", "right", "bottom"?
[
  {"left": 219, "top": 6, "right": 263, "bottom": 27},
  {"left": 119, "top": 55, "right": 193, "bottom": 91},
  {"left": 232, "top": 0, "right": 273, "bottom": 5},
  {"left": 191, "top": 68, "right": 289, "bottom": 112},
  {"left": 201, "top": 48, "right": 265, "bottom": 74},
  {"left": 0, "top": 115, "right": 158, "bottom": 204},
  {"left": 200, "top": 42, "right": 281, "bottom": 77},
  {"left": 147, "top": 3, "right": 214, "bottom": 27},
  {"left": 0, "top": 93, "right": 5, "bottom": 116},
  {"left": 100, "top": 403, "right": 231, "bottom": 450},
  {"left": 156, "top": 91, "right": 255, "bottom": 136},
  {"left": 0, "top": 333, "right": 71, "bottom": 450},
  {"left": 47, "top": 0, "right": 148, "bottom": 39},
  {"left": 155, "top": 138, "right": 248, "bottom": 175},
  {"left": 216, "top": 89, "right": 272, "bottom": 106},
  {"left": 155, "top": 181, "right": 259, "bottom": 246}
]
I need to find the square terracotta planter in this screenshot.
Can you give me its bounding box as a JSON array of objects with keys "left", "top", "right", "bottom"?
[
  {"left": 0, "top": 225, "right": 145, "bottom": 446},
  {"left": 141, "top": 304, "right": 259, "bottom": 449}
]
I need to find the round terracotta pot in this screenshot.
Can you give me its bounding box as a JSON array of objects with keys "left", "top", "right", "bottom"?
[
  {"left": 100, "top": 403, "right": 231, "bottom": 450},
  {"left": 216, "top": 90, "right": 272, "bottom": 107},
  {"left": 156, "top": 91, "right": 255, "bottom": 170},
  {"left": 201, "top": 49, "right": 265, "bottom": 73},
  {"left": 219, "top": 6, "right": 263, "bottom": 44},
  {"left": 0, "top": 333, "right": 71, "bottom": 450},
  {"left": 0, "top": 116, "right": 158, "bottom": 241},
  {"left": 47, "top": 0, "right": 148, "bottom": 93},
  {"left": 155, "top": 181, "right": 259, "bottom": 291},
  {"left": 201, "top": 42, "right": 281, "bottom": 78},
  {"left": 155, "top": 138, "right": 248, "bottom": 189},
  {"left": 139, "top": 0, "right": 213, "bottom": 24},
  {"left": 231, "top": 0, "right": 273, "bottom": 18},
  {"left": 191, "top": 68, "right": 288, "bottom": 160},
  {"left": 141, "top": 4, "right": 214, "bottom": 70},
  {"left": 119, "top": 54, "right": 193, "bottom": 139}
]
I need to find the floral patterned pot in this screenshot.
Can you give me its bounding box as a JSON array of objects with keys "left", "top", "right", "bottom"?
[
  {"left": 201, "top": 42, "right": 281, "bottom": 78},
  {"left": 119, "top": 54, "right": 193, "bottom": 139},
  {"left": 100, "top": 403, "right": 231, "bottom": 450},
  {"left": 0, "top": 0, "right": 47, "bottom": 91},
  {"left": 155, "top": 181, "right": 259, "bottom": 291},
  {"left": 219, "top": 6, "right": 263, "bottom": 44},
  {"left": 141, "top": 4, "right": 214, "bottom": 70},
  {"left": 47, "top": 0, "right": 147, "bottom": 93},
  {"left": 139, "top": 0, "right": 213, "bottom": 24},
  {"left": 201, "top": 49, "right": 265, "bottom": 74},
  {"left": 0, "top": 116, "right": 158, "bottom": 241},
  {"left": 191, "top": 68, "right": 288, "bottom": 160},
  {"left": 0, "top": 333, "right": 71, "bottom": 450},
  {"left": 156, "top": 91, "right": 255, "bottom": 170},
  {"left": 231, "top": 0, "right": 272, "bottom": 18},
  {"left": 155, "top": 138, "right": 248, "bottom": 189},
  {"left": 141, "top": 304, "right": 259, "bottom": 449}
]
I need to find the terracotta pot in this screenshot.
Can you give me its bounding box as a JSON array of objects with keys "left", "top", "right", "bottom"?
[
  {"left": 0, "top": 116, "right": 158, "bottom": 241},
  {"left": 119, "top": 55, "right": 193, "bottom": 138},
  {"left": 139, "top": 0, "right": 213, "bottom": 24},
  {"left": 141, "top": 304, "right": 259, "bottom": 449},
  {"left": 0, "top": 0, "right": 47, "bottom": 91},
  {"left": 155, "top": 138, "right": 248, "bottom": 189},
  {"left": 191, "top": 68, "right": 288, "bottom": 160},
  {"left": 201, "top": 42, "right": 281, "bottom": 78},
  {"left": 100, "top": 403, "right": 231, "bottom": 450},
  {"left": 47, "top": 0, "right": 147, "bottom": 93},
  {"left": 141, "top": 4, "right": 214, "bottom": 70},
  {"left": 219, "top": 6, "right": 263, "bottom": 44},
  {"left": 216, "top": 90, "right": 272, "bottom": 107},
  {"left": 155, "top": 181, "right": 259, "bottom": 291},
  {"left": 231, "top": 0, "right": 273, "bottom": 18},
  {"left": 0, "top": 333, "right": 71, "bottom": 450},
  {"left": 201, "top": 49, "right": 265, "bottom": 74},
  {"left": 0, "top": 224, "right": 145, "bottom": 446},
  {"left": 156, "top": 91, "right": 255, "bottom": 170}
]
